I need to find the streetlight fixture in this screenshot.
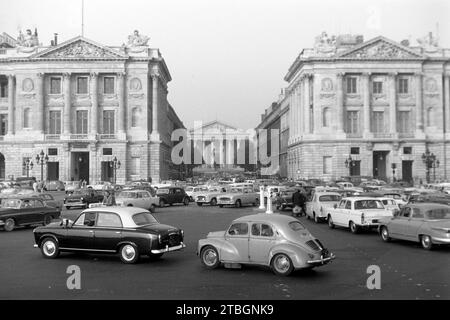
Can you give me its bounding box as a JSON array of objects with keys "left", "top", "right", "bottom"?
[
  {"left": 22, "top": 159, "right": 34, "bottom": 178},
  {"left": 421, "top": 148, "right": 438, "bottom": 183},
  {"left": 344, "top": 154, "right": 355, "bottom": 176},
  {"left": 35, "top": 150, "right": 49, "bottom": 181},
  {"left": 109, "top": 156, "right": 121, "bottom": 184}
]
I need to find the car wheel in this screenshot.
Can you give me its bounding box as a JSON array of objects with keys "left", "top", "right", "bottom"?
[
  {"left": 127, "top": 204, "right": 133, "bottom": 207},
  {"left": 149, "top": 204, "right": 156, "bottom": 213},
  {"left": 380, "top": 226, "right": 391, "bottom": 242},
  {"left": 119, "top": 244, "right": 140, "bottom": 264},
  {"left": 200, "top": 246, "right": 220, "bottom": 269},
  {"left": 271, "top": 253, "right": 294, "bottom": 276},
  {"left": 218, "top": 204, "right": 223, "bottom": 208},
  {"left": 183, "top": 197, "right": 190, "bottom": 206},
  {"left": 235, "top": 200, "right": 242, "bottom": 208},
  {"left": 66, "top": 206, "right": 71, "bottom": 210},
  {"left": 349, "top": 221, "right": 359, "bottom": 234},
  {"left": 327, "top": 215, "right": 335, "bottom": 229},
  {"left": 43, "top": 214, "right": 53, "bottom": 226},
  {"left": 40, "top": 237, "right": 60, "bottom": 259},
  {"left": 197, "top": 202, "right": 203, "bottom": 206},
  {"left": 314, "top": 213, "right": 320, "bottom": 223},
  {"left": 4, "top": 218, "right": 15, "bottom": 232},
  {"left": 159, "top": 199, "right": 166, "bottom": 207},
  {"left": 420, "top": 235, "right": 433, "bottom": 250},
  {"left": 210, "top": 198, "right": 217, "bottom": 206}
]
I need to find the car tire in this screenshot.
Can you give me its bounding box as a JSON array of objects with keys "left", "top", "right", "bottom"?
[
  {"left": 327, "top": 215, "right": 335, "bottom": 229},
  {"left": 4, "top": 218, "right": 15, "bottom": 232},
  {"left": 66, "top": 206, "right": 71, "bottom": 210},
  {"left": 271, "top": 253, "right": 294, "bottom": 276},
  {"left": 183, "top": 197, "right": 190, "bottom": 206},
  {"left": 349, "top": 221, "right": 359, "bottom": 234},
  {"left": 235, "top": 200, "right": 242, "bottom": 208},
  {"left": 127, "top": 204, "right": 133, "bottom": 207},
  {"left": 119, "top": 244, "right": 140, "bottom": 264},
  {"left": 210, "top": 198, "right": 217, "bottom": 206},
  {"left": 159, "top": 199, "right": 166, "bottom": 207},
  {"left": 197, "top": 202, "right": 203, "bottom": 206},
  {"left": 40, "top": 237, "right": 60, "bottom": 259},
  {"left": 380, "top": 226, "right": 391, "bottom": 242},
  {"left": 314, "top": 213, "right": 320, "bottom": 223},
  {"left": 200, "top": 245, "right": 220, "bottom": 269},
  {"left": 149, "top": 204, "right": 156, "bottom": 213},
  {"left": 43, "top": 214, "right": 53, "bottom": 226},
  {"left": 420, "top": 235, "right": 433, "bottom": 250}
]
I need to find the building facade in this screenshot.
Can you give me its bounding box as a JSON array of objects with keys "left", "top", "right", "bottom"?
[
  {"left": 283, "top": 32, "right": 450, "bottom": 183},
  {"left": 0, "top": 30, "right": 184, "bottom": 184}
]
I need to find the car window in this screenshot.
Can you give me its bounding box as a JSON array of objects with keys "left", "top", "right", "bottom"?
[
  {"left": 132, "top": 212, "right": 158, "bottom": 225},
  {"left": 228, "top": 223, "right": 248, "bottom": 236},
  {"left": 141, "top": 192, "right": 149, "bottom": 198},
  {"left": 251, "top": 223, "right": 274, "bottom": 237},
  {"left": 289, "top": 221, "right": 306, "bottom": 231},
  {"left": 175, "top": 189, "right": 183, "bottom": 194},
  {"left": 319, "top": 195, "right": 341, "bottom": 202},
  {"left": 96, "top": 213, "right": 122, "bottom": 228},
  {"left": 156, "top": 188, "right": 169, "bottom": 195},
  {"left": 136, "top": 192, "right": 143, "bottom": 198},
  {"left": 339, "top": 200, "right": 346, "bottom": 209},
  {"left": 412, "top": 208, "right": 424, "bottom": 219},
  {"left": 20, "top": 199, "right": 33, "bottom": 208},
  {"left": 425, "top": 208, "right": 450, "bottom": 220},
  {"left": 345, "top": 201, "right": 352, "bottom": 209},
  {"left": 34, "top": 199, "right": 44, "bottom": 208},
  {"left": 74, "top": 212, "right": 96, "bottom": 226},
  {"left": 402, "top": 207, "right": 411, "bottom": 218}
]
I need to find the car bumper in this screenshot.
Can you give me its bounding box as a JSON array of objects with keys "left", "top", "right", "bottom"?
[
  {"left": 64, "top": 202, "right": 85, "bottom": 207},
  {"left": 307, "top": 253, "right": 336, "bottom": 266},
  {"left": 218, "top": 201, "right": 234, "bottom": 205},
  {"left": 0, "top": 221, "right": 4, "bottom": 226},
  {"left": 33, "top": 244, "right": 38, "bottom": 248},
  {"left": 151, "top": 242, "right": 186, "bottom": 254},
  {"left": 431, "top": 236, "right": 450, "bottom": 244}
]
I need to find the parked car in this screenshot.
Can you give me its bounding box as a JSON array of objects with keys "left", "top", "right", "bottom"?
[
  {"left": 44, "top": 180, "right": 65, "bottom": 191},
  {"left": 15, "top": 177, "right": 36, "bottom": 188},
  {"left": 116, "top": 189, "right": 159, "bottom": 213},
  {"left": 156, "top": 187, "right": 190, "bottom": 207},
  {"left": 326, "top": 197, "right": 393, "bottom": 233},
  {"left": 33, "top": 206, "right": 186, "bottom": 263},
  {"left": 17, "top": 192, "right": 63, "bottom": 210},
  {"left": 305, "top": 192, "right": 341, "bottom": 223},
  {"left": 275, "top": 188, "right": 304, "bottom": 211},
  {"left": 0, "top": 197, "right": 61, "bottom": 231},
  {"left": 377, "top": 192, "right": 407, "bottom": 207},
  {"left": 88, "top": 181, "right": 112, "bottom": 191},
  {"left": 64, "top": 181, "right": 81, "bottom": 194},
  {"left": 185, "top": 185, "right": 209, "bottom": 202},
  {"left": 217, "top": 187, "right": 259, "bottom": 208},
  {"left": 63, "top": 189, "right": 104, "bottom": 209},
  {"left": 195, "top": 186, "right": 228, "bottom": 206},
  {"left": 197, "top": 214, "right": 335, "bottom": 276},
  {"left": 378, "top": 197, "right": 400, "bottom": 213},
  {"left": 379, "top": 203, "right": 450, "bottom": 250}
]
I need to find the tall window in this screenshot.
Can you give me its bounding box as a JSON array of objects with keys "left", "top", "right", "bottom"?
[
  {"left": 22, "top": 157, "right": 31, "bottom": 176},
  {"left": 76, "top": 110, "right": 88, "bottom": 134},
  {"left": 50, "top": 77, "right": 61, "bottom": 94},
  {"left": 77, "top": 77, "right": 88, "bottom": 94},
  {"left": 398, "top": 111, "right": 412, "bottom": 133},
  {"left": 0, "top": 80, "right": 7, "bottom": 98},
  {"left": 373, "top": 81, "right": 383, "bottom": 94},
  {"left": 103, "top": 110, "right": 115, "bottom": 134},
  {"left": 0, "top": 114, "right": 7, "bottom": 135},
  {"left": 399, "top": 78, "right": 409, "bottom": 94},
  {"left": 346, "top": 111, "right": 359, "bottom": 134},
  {"left": 372, "top": 111, "right": 384, "bottom": 133},
  {"left": 49, "top": 111, "right": 61, "bottom": 134},
  {"left": 104, "top": 77, "right": 115, "bottom": 94},
  {"left": 426, "top": 108, "right": 433, "bottom": 127},
  {"left": 131, "top": 108, "right": 139, "bottom": 127},
  {"left": 23, "top": 108, "right": 31, "bottom": 128},
  {"left": 322, "top": 107, "right": 330, "bottom": 127},
  {"left": 323, "top": 156, "right": 332, "bottom": 174},
  {"left": 346, "top": 77, "right": 357, "bottom": 94},
  {"left": 131, "top": 157, "right": 141, "bottom": 176}
]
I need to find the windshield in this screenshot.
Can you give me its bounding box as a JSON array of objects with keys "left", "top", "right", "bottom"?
[
  {"left": 156, "top": 188, "right": 169, "bottom": 195},
  {"left": 229, "top": 188, "right": 242, "bottom": 193},
  {"left": 319, "top": 195, "right": 341, "bottom": 202},
  {"left": 1, "top": 199, "right": 21, "bottom": 209},
  {"left": 289, "top": 221, "right": 306, "bottom": 231},
  {"left": 117, "top": 191, "right": 137, "bottom": 198},
  {"left": 354, "top": 200, "right": 384, "bottom": 210},
  {"left": 72, "top": 190, "right": 88, "bottom": 195},
  {"left": 132, "top": 212, "right": 158, "bottom": 226},
  {"left": 425, "top": 208, "right": 450, "bottom": 219}
]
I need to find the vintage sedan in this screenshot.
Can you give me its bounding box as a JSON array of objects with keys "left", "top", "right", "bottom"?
[
  {"left": 33, "top": 206, "right": 186, "bottom": 263},
  {"left": 64, "top": 189, "right": 104, "bottom": 209},
  {"left": 156, "top": 187, "right": 190, "bottom": 206},
  {"left": 0, "top": 197, "right": 61, "bottom": 231},
  {"left": 185, "top": 186, "right": 209, "bottom": 202},
  {"left": 379, "top": 203, "right": 450, "bottom": 250},
  {"left": 18, "top": 192, "right": 63, "bottom": 211},
  {"left": 195, "top": 186, "right": 228, "bottom": 206},
  {"left": 305, "top": 192, "right": 341, "bottom": 223},
  {"left": 198, "top": 214, "right": 335, "bottom": 276},
  {"left": 115, "top": 189, "right": 159, "bottom": 212},
  {"left": 217, "top": 187, "right": 259, "bottom": 208}
]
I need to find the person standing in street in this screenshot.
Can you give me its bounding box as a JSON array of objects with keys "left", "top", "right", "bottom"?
[
  {"left": 32, "top": 180, "right": 38, "bottom": 192},
  {"left": 292, "top": 189, "right": 306, "bottom": 217},
  {"left": 102, "top": 191, "right": 116, "bottom": 206}
]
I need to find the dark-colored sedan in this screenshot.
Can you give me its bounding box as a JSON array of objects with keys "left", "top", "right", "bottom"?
[
  {"left": 33, "top": 207, "right": 186, "bottom": 263},
  {"left": 0, "top": 197, "right": 61, "bottom": 231},
  {"left": 156, "top": 187, "right": 190, "bottom": 207},
  {"left": 64, "top": 189, "right": 104, "bottom": 209}
]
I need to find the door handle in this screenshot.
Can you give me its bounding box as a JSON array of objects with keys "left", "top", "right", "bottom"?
[
  {"left": 115, "top": 231, "right": 121, "bottom": 234},
  {"left": 89, "top": 230, "right": 94, "bottom": 233}
]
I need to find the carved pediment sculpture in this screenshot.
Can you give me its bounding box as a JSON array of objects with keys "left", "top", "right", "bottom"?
[
  {"left": 17, "top": 29, "right": 39, "bottom": 48},
  {"left": 43, "top": 41, "right": 116, "bottom": 58},
  {"left": 314, "top": 31, "right": 336, "bottom": 55},
  {"left": 341, "top": 39, "right": 422, "bottom": 59},
  {"left": 127, "top": 30, "right": 149, "bottom": 47}
]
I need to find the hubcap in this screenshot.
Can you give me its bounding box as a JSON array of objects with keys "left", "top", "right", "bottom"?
[
  {"left": 422, "top": 236, "right": 430, "bottom": 246},
  {"left": 5, "top": 219, "right": 14, "bottom": 230},
  {"left": 382, "top": 228, "right": 388, "bottom": 239},
  {"left": 43, "top": 241, "right": 56, "bottom": 256},
  {"left": 203, "top": 249, "right": 217, "bottom": 266},
  {"left": 275, "top": 255, "right": 290, "bottom": 273},
  {"left": 122, "top": 245, "right": 136, "bottom": 261}
]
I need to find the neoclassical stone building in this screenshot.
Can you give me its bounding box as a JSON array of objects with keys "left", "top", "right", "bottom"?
[
  {"left": 0, "top": 30, "right": 184, "bottom": 183},
  {"left": 284, "top": 32, "right": 450, "bottom": 182}
]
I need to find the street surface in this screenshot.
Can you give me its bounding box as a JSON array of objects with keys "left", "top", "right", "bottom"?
[{"left": 0, "top": 191, "right": 449, "bottom": 299}]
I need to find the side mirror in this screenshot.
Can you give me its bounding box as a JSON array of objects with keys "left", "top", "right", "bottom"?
[
  {"left": 61, "top": 218, "right": 72, "bottom": 228},
  {"left": 333, "top": 204, "right": 337, "bottom": 209}
]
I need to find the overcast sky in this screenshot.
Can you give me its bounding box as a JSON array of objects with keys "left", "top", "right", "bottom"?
[{"left": 1, "top": 0, "right": 449, "bottom": 130}]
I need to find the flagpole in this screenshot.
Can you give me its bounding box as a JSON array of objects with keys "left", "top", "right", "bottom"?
[{"left": 81, "top": 0, "right": 84, "bottom": 37}]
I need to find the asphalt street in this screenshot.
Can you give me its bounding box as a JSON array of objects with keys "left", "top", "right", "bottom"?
[{"left": 0, "top": 192, "right": 449, "bottom": 300}]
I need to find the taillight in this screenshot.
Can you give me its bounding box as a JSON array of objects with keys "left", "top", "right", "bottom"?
[
  {"left": 158, "top": 234, "right": 161, "bottom": 243},
  {"left": 361, "top": 213, "right": 365, "bottom": 224}
]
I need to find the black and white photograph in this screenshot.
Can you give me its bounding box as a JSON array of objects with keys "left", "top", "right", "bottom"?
[{"left": 0, "top": 0, "right": 449, "bottom": 314}]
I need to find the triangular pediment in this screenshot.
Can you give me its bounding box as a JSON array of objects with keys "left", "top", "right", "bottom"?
[
  {"left": 338, "top": 36, "right": 425, "bottom": 59},
  {"left": 190, "top": 120, "right": 238, "bottom": 133},
  {"left": 31, "top": 36, "right": 126, "bottom": 59}
]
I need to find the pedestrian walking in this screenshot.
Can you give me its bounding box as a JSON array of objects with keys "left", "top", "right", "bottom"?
[
  {"left": 292, "top": 189, "right": 306, "bottom": 217},
  {"left": 102, "top": 191, "right": 116, "bottom": 206},
  {"left": 32, "top": 181, "right": 38, "bottom": 192}
]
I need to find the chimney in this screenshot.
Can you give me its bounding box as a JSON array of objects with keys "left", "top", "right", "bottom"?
[{"left": 54, "top": 33, "right": 58, "bottom": 46}]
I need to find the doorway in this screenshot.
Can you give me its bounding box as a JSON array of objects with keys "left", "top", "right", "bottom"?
[
  {"left": 47, "top": 162, "right": 59, "bottom": 180},
  {"left": 373, "top": 151, "right": 389, "bottom": 181},
  {"left": 101, "top": 161, "right": 114, "bottom": 182},
  {"left": 402, "top": 161, "right": 413, "bottom": 183},
  {"left": 72, "top": 152, "right": 89, "bottom": 183}
]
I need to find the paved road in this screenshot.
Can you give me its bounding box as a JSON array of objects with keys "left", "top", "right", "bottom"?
[{"left": 0, "top": 196, "right": 449, "bottom": 299}]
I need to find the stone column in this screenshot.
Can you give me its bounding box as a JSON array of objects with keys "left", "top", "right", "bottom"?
[
  {"left": 117, "top": 72, "right": 126, "bottom": 133},
  {"left": 151, "top": 73, "right": 159, "bottom": 138},
  {"left": 297, "top": 82, "right": 302, "bottom": 137},
  {"left": 443, "top": 74, "right": 449, "bottom": 133},
  {"left": 7, "top": 74, "right": 15, "bottom": 135},
  {"left": 415, "top": 72, "right": 424, "bottom": 135},
  {"left": 304, "top": 75, "right": 311, "bottom": 135},
  {"left": 89, "top": 72, "right": 98, "bottom": 135},
  {"left": 388, "top": 72, "right": 397, "bottom": 136},
  {"left": 362, "top": 72, "right": 371, "bottom": 136},
  {"left": 35, "top": 73, "right": 44, "bottom": 133},
  {"left": 336, "top": 73, "right": 344, "bottom": 133},
  {"left": 293, "top": 86, "right": 298, "bottom": 139},
  {"left": 63, "top": 73, "right": 71, "bottom": 135}
]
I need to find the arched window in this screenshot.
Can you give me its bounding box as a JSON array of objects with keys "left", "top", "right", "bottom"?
[
  {"left": 426, "top": 108, "right": 433, "bottom": 127},
  {"left": 131, "top": 107, "right": 140, "bottom": 127},
  {"left": 322, "top": 107, "right": 330, "bottom": 127},
  {"left": 23, "top": 108, "right": 31, "bottom": 128}
]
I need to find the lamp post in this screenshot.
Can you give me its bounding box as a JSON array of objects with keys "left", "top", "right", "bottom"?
[
  {"left": 35, "top": 150, "right": 49, "bottom": 181},
  {"left": 109, "top": 156, "right": 121, "bottom": 184},
  {"left": 22, "top": 159, "right": 34, "bottom": 178},
  {"left": 391, "top": 163, "right": 397, "bottom": 182},
  {"left": 432, "top": 158, "right": 440, "bottom": 182},
  {"left": 421, "top": 148, "right": 438, "bottom": 183},
  {"left": 344, "top": 154, "right": 355, "bottom": 176}
]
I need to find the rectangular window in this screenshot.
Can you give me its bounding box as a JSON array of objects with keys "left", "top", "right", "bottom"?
[
  {"left": 398, "top": 111, "right": 412, "bottom": 133},
  {"left": 350, "top": 147, "right": 360, "bottom": 155},
  {"left": 372, "top": 111, "right": 384, "bottom": 133},
  {"left": 0, "top": 81, "right": 7, "bottom": 98},
  {"left": 346, "top": 77, "right": 357, "bottom": 94},
  {"left": 323, "top": 156, "right": 332, "bottom": 174},
  {"left": 346, "top": 111, "right": 359, "bottom": 134},
  {"left": 0, "top": 114, "right": 7, "bottom": 135},
  {"left": 22, "top": 157, "right": 31, "bottom": 176},
  {"left": 103, "top": 148, "right": 113, "bottom": 156},
  {"left": 76, "top": 110, "right": 88, "bottom": 134},
  {"left": 350, "top": 160, "right": 361, "bottom": 176},
  {"left": 50, "top": 77, "right": 61, "bottom": 94},
  {"left": 48, "top": 148, "right": 58, "bottom": 156},
  {"left": 103, "top": 110, "right": 115, "bottom": 134},
  {"left": 399, "top": 78, "right": 409, "bottom": 94},
  {"left": 373, "top": 81, "right": 383, "bottom": 94},
  {"left": 77, "top": 77, "right": 88, "bottom": 94},
  {"left": 403, "top": 147, "right": 412, "bottom": 154},
  {"left": 131, "top": 157, "right": 140, "bottom": 175},
  {"left": 49, "top": 111, "right": 61, "bottom": 134},
  {"left": 104, "top": 77, "right": 115, "bottom": 94}
]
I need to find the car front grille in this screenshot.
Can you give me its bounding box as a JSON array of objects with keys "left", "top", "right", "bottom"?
[
  {"left": 160, "top": 232, "right": 182, "bottom": 247},
  {"left": 219, "top": 197, "right": 231, "bottom": 201},
  {"left": 197, "top": 196, "right": 205, "bottom": 201},
  {"left": 305, "top": 240, "right": 321, "bottom": 251}
]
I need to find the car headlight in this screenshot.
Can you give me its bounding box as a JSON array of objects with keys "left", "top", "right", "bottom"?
[{"left": 80, "top": 197, "right": 84, "bottom": 201}]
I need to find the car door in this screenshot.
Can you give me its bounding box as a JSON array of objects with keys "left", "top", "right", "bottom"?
[
  {"left": 388, "top": 206, "right": 411, "bottom": 239},
  {"left": 403, "top": 207, "right": 426, "bottom": 241},
  {"left": 221, "top": 222, "right": 250, "bottom": 263},
  {"left": 31, "top": 199, "right": 48, "bottom": 223},
  {"left": 63, "top": 212, "right": 96, "bottom": 249},
  {"left": 175, "top": 188, "right": 184, "bottom": 203},
  {"left": 92, "top": 212, "right": 123, "bottom": 251},
  {"left": 17, "top": 199, "right": 37, "bottom": 225},
  {"left": 249, "top": 222, "right": 276, "bottom": 264}
]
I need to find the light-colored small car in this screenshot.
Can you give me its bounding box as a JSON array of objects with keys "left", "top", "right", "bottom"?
[
  {"left": 195, "top": 186, "right": 228, "bottom": 206},
  {"left": 306, "top": 192, "right": 341, "bottom": 223},
  {"left": 217, "top": 187, "right": 259, "bottom": 208},
  {"left": 115, "top": 189, "right": 159, "bottom": 213},
  {"left": 378, "top": 197, "right": 400, "bottom": 213},
  {"left": 198, "top": 214, "right": 335, "bottom": 276},
  {"left": 379, "top": 203, "right": 450, "bottom": 250},
  {"left": 185, "top": 185, "right": 209, "bottom": 202},
  {"left": 380, "top": 192, "right": 407, "bottom": 207}
]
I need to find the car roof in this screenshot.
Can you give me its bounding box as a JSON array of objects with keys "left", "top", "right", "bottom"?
[
  {"left": 314, "top": 192, "right": 341, "bottom": 196},
  {"left": 234, "top": 213, "right": 298, "bottom": 225},
  {"left": 405, "top": 202, "right": 450, "bottom": 209},
  {"left": 81, "top": 206, "right": 151, "bottom": 228},
  {"left": 342, "top": 197, "right": 382, "bottom": 201},
  {"left": 119, "top": 189, "right": 149, "bottom": 193}
]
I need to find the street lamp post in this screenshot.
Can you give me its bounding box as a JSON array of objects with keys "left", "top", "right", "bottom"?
[
  {"left": 110, "top": 156, "right": 121, "bottom": 184},
  {"left": 35, "top": 150, "right": 49, "bottom": 181},
  {"left": 391, "top": 163, "right": 397, "bottom": 182},
  {"left": 344, "top": 154, "right": 355, "bottom": 176},
  {"left": 432, "top": 158, "right": 440, "bottom": 182},
  {"left": 422, "top": 148, "right": 438, "bottom": 183},
  {"left": 22, "top": 159, "right": 34, "bottom": 178}
]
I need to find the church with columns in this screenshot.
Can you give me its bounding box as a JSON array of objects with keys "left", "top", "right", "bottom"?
[
  {"left": 283, "top": 32, "right": 450, "bottom": 183},
  {"left": 0, "top": 30, "right": 184, "bottom": 184}
]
